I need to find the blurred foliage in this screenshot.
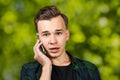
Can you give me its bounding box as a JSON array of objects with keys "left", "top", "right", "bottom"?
[{"left": 0, "top": 0, "right": 120, "bottom": 80}]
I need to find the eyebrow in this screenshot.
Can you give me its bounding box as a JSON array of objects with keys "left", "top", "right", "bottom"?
[
  {"left": 41, "top": 31, "right": 49, "bottom": 34},
  {"left": 55, "top": 29, "right": 64, "bottom": 32},
  {"left": 41, "top": 29, "right": 64, "bottom": 34}
]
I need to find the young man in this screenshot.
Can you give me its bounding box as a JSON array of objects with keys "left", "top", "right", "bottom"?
[{"left": 20, "top": 5, "right": 101, "bottom": 80}]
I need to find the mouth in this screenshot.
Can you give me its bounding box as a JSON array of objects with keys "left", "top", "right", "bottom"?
[{"left": 49, "top": 47, "right": 60, "bottom": 53}]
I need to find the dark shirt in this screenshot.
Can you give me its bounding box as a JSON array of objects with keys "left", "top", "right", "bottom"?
[
  {"left": 51, "top": 63, "right": 76, "bottom": 80},
  {"left": 20, "top": 52, "right": 101, "bottom": 80}
]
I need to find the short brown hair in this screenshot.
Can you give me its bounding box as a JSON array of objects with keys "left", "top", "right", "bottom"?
[{"left": 34, "top": 5, "right": 68, "bottom": 32}]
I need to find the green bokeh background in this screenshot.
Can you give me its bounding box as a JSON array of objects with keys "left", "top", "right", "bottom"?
[{"left": 0, "top": 0, "right": 120, "bottom": 80}]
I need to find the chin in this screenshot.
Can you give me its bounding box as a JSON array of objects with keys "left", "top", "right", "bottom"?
[{"left": 48, "top": 52, "right": 61, "bottom": 58}]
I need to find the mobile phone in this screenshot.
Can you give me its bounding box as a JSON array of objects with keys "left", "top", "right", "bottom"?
[
  {"left": 37, "top": 34, "right": 48, "bottom": 55},
  {"left": 39, "top": 45, "right": 48, "bottom": 54}
]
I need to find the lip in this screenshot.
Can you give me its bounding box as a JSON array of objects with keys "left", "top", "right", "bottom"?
[{"left": 49, "top": 47, "right": 60, "bottom": 53}]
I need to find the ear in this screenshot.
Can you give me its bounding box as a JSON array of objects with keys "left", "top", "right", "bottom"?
[
  {"left": 36, "top": 33, "right": 40, "bottom": 40},
  {"left": 66, "top": 30, "right": 70, "bottom": 41}
]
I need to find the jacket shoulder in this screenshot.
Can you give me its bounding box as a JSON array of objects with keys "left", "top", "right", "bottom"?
[
  {"left": 22, "top": 61, "right": 41, "bottom": 69},
  {"left": 21, "top": 61, "right": 42, "bottom": 80},
  {"left": 74, "top": 58, "right": 98, "bottom": 71}
]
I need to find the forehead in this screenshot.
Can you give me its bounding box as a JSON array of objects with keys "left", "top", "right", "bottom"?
[{"left": 37, "top": 16, "right": 66, "bottom": 33}]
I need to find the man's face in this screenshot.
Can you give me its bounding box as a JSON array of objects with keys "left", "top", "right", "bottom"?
[{"left": 37, "top": 16, "right": 69, "bottom": 58}]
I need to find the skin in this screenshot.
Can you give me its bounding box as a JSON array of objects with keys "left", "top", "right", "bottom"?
[{"left": 33, "top": 15, "right": 70, "bottom": 80}]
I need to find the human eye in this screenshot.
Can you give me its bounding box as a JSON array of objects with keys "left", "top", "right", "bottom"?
[
  {"left": 56, "top": 32, "right": 62, "bottom": 36},
  {"left": 42, "top": 33, "right": 49, "bottom": 37}
]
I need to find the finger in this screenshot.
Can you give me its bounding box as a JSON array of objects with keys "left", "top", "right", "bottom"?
[
  {"left": 34, "top": 53, "right": 38, "bottom": 60},
  {"left": 33, "top": 40, "right": 42, "bottom": 50},
  {"left": 34, "top": 39, "right": 40, "bottom": 47}
]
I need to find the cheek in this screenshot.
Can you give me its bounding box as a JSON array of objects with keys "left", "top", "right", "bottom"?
[
  {"left": 59, "top": 36, "right": 67, "bottom": 45},
  {"left": 63, "top": 34, "right": 69, "bottom": 41},
  {"left": 40, "top": 38, "right": 48, "bottom": 45}
]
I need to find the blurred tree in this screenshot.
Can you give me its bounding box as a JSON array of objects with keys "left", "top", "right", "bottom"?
[{"left": 0, "top": 0, "right": 120, "bottom": 80}]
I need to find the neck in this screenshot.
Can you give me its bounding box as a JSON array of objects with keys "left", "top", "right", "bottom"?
[{"left": 51, "top": 52, "right": 71, "bottom": 66}]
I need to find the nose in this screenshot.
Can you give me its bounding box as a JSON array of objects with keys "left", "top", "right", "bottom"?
[{"left": 49, "top": 35, "right": 57, "bottom": 45}]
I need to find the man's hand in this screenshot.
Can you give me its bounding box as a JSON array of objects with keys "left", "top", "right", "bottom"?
[
  {"left": 33, "top": 40, "right": 52, "bottom": 80},
  {"left": 33, "top": 40, "right": 52, "bottom": 66}
]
